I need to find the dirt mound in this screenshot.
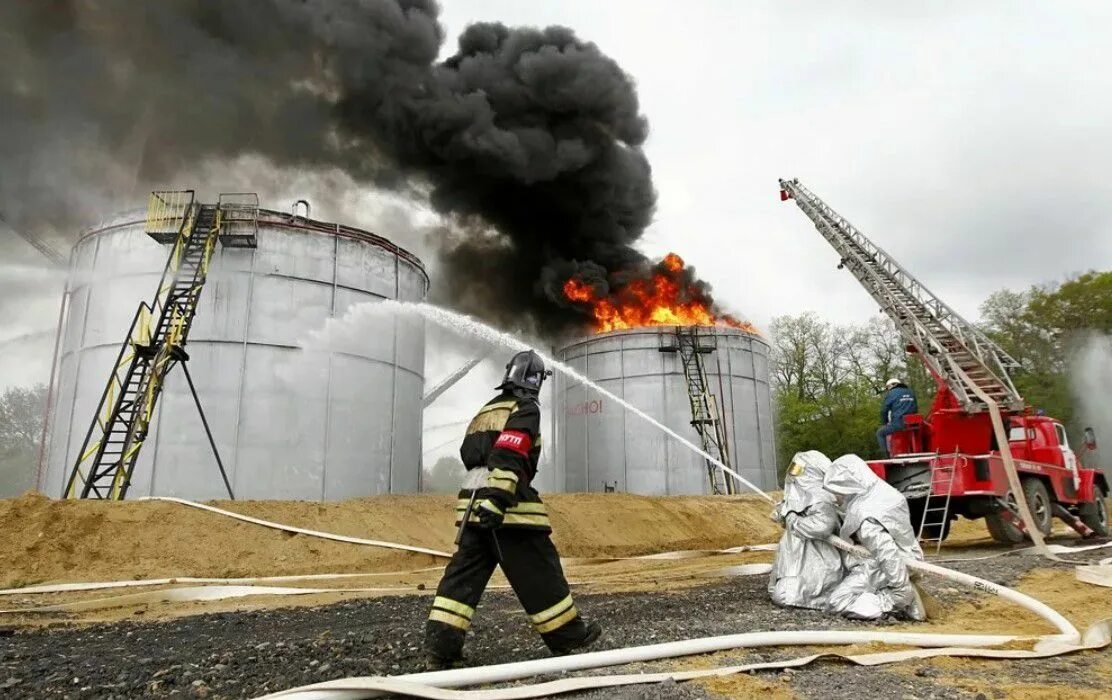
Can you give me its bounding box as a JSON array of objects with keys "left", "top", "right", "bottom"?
[{"left": 0, "top": 491, "right": 781, "bottom": 588}]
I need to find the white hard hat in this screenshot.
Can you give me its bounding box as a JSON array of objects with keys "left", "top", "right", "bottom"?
[{"left": 885, "top": 378, "right": 901, "bottom": 388}]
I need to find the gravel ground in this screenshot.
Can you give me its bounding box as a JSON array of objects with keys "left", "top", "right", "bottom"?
[{"left": 0, "top": 545, "right": 1107, "bottom": 699}]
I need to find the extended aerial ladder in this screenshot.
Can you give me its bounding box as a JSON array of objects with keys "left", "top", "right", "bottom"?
[
  {"left": 63, "top": 191, "right": 259, "bottom": 500},
  {"left": 661, "top": 327, "right": 736, "bottom": 495}
]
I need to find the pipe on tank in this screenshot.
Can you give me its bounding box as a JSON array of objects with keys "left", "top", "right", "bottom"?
[
  {"left": 422, "top": 354, "right": 487, "bottom": 408},
  {"left": 291, "top": 199, "right": 311, "bottom": 219}
]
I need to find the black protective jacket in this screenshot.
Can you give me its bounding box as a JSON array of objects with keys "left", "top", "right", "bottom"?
[{"left": 456, "top": 391, "right": 549, "bottom": 531}]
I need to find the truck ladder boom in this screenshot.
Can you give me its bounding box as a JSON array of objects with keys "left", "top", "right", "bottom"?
[{"left": 778, "top": 179, "right": 1023, "bottom": 412}]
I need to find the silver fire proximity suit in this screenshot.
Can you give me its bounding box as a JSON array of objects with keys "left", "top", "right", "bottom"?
[
  {"left": 769, "top": 450, "right": 845, "bottom": 610},
  {"left": 823, "top": 454, "right": 927, "bottom": 621}
]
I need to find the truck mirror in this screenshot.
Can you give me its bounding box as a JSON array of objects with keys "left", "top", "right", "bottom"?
[{"left": 1083, "top": 427, "right": 1097, "bottom": 449}]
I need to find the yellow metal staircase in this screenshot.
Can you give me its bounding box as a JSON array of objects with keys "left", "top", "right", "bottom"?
[{"left": 63, "top": 191, "right": 257, "bottom": 499}]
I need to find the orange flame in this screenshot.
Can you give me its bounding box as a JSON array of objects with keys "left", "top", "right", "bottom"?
[{"left": 562, "top": 253, "right": 757, "bottom": 334}]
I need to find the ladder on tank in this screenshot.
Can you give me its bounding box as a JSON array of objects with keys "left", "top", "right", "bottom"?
[
  {"left": 778, "top": 179, "right": 1023, "bottom": 413},
  {"left": 917, "top": 452, "right": 960, "bottom": 554},
  {"left": 661, "top": 327, "right": 736, "bottom": 495},
  {"left": 62, "top": 191, "right": 259, "bottom": 500}
]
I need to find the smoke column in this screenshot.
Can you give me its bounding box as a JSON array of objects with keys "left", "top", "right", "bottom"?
[
  {"left": 1071, "top": 333, "right": 1112, "bottom": 479},
  {"left": 1, "top": 0, "right": 740, "bottom": 339}
]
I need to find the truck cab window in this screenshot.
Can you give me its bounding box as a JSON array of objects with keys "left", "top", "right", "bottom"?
[{"left": 1054, "top": 423, "right": 1069, "bottom": 448}]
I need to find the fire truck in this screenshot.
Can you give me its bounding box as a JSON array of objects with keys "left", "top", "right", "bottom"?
[{"left": 779, "top": 179, "right": 1108, "bottom": 546}]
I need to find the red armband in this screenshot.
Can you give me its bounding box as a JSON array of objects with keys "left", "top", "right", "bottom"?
[{"left": 493, "top": 430, "right": 532, "bottom": 456}]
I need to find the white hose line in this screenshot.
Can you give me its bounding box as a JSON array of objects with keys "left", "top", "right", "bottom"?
[
  {"left": 931, "top": 538, "right": 1112, "bottom": 563},
  {"left": 564, "top": 542, "right": 779, "bottom": 565},
  {"left": 0, "top": 567, "right": 446, "bottom": 597},
  {"left": 0, "top": 585, "right": 428, "bottom": 614},
  {"left": 258, "top": 630, "right": 1020, "bottom": 700},
  {"left": 1076, "top": 564, "right": 1112, "bottom": 588},
  {"left": 0, "top": 583, "right": 541, "bottom": 616},
  {"left": 0, "top": 563, "right": 769, "bottom": 614},
  {"left": 261, "top": 622, "right": 1112, "bottom": 700},
  {"left": 704, "top": 563, "right": 774, "bottom": 577},
  {"left": 141, "top": 497, "right": 452, "bottom": 558},
  {"left": 950, "top": 365, "right": 1056, "bottom": 561},
  {"left": 826, "top": 536, "right": 1080, "bottom": 643}
]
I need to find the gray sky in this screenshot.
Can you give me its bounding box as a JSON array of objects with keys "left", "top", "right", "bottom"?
[
  {"left": 435, "top": 0, "right": 1112, "bottom": 330},
  {"left": 4, "top": 1, "right": 1112, "bottom": 465}
]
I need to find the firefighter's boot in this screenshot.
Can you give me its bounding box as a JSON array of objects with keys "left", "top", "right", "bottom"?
[
  {"left": 549, "top": 620, "right": 602, "bottom": 656},
  {"left": 424, "top": 653, "right": 466, "bottom": 672}
]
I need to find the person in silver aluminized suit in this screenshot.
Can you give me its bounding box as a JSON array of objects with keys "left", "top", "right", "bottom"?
[
  {"left": 768, "top": 450, "right": 845, "bottom": 610},
  {"left": 823, "top": 454, "right": 927, "bottom": 621}
]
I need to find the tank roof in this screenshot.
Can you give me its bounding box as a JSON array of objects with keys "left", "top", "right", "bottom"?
[
  {"left": 558, "top": 324, "right": 764, "bottom": 350},
  {"left": 74, "top": 206, "right": 426, "bottom": 275}
]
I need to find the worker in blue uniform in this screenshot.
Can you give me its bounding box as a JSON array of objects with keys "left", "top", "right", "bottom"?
[{"left": 876, "top": 378, "right": 917, "bottom": 458}]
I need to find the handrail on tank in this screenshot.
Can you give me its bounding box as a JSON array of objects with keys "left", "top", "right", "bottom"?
[
  {"left": 217, "top": 192, "right": 260, "bottom": 248},
  {"left": 145, "top": 190, "right": 195, "bottom": 239},
  {"left": 73, "top": 204, "right": 429, "bottom": 283}
]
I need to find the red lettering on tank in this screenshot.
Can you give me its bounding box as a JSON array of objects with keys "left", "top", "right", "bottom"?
[{"left": 566, "top": 400, "right": 606, "bottom": 416}]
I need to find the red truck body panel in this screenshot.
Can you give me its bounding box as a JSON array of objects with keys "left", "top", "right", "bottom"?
[{"left": 872, "top": 386, "right": 1105, "bottom": 507}]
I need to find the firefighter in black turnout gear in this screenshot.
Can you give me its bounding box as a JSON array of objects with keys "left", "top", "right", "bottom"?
[{"left": 424, "top": 350, "right": 602, "bottom": 669}]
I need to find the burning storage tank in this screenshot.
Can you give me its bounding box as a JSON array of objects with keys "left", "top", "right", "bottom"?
[
  {"left": 41, "top": 203, "right": 427, "bottom": 500},
  {"left": 555, "top": 326, "right": 777, "bottom": 495}
]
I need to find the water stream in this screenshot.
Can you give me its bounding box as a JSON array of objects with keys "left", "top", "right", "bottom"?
[{"left": 325, "top": 300, "right": 773, "bottom": 501}]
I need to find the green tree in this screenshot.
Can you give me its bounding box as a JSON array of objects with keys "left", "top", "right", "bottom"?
[
  {"left": 981, "top": 270, "right": 1112, "bottom": 437},
  {"left": 1027, "top": 271, "right": 1112, "bottom": 337},
  {"left": 770, "top": 315, "right": 923, "bottom": 477},
  {"left": 0, "top": 384, "right": 47, "bottom": 497},
  {"left": 423, "top": 455, "right": 465, "bottom": 493}
]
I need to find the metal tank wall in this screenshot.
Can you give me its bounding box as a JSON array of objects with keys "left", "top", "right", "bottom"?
[
  {"left": 42, "top": 208, "right": 428, "bottom": 501},
  {"left": 555, "top": 327, "right": 777, "bottom": 495}
]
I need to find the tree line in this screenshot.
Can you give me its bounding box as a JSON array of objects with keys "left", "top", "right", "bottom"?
[
  {"left": 0, "top": 384, "right": 46, "bottom": 497},
  {"left": 770, "top": 270, "right": 1111, "bottom": 480}
]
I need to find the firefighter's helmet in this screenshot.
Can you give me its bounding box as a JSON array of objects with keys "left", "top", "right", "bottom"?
[
  {"left": 885, "top": 378, "right": 902, "bottom": 389},
  {"left": 498, "top": 350, "right": 552, "bottom": 397}
]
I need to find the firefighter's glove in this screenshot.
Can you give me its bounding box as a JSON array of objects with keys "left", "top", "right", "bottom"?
[
  {"left": 475, "top": 498, "right": 505, "bottom": 529},
  {"left": 770, "top": 501, "right": 786, "bottom": 525},
  {"left": 474, "top": 487, "right": 513, "bottom": 529}
]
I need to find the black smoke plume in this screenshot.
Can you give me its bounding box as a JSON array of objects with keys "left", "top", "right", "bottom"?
[{"left": 1, "top": 0, "right": 730, "bottom": 338}]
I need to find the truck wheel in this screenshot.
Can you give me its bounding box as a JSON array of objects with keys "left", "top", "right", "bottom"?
[
  {"left": 1079, "top": 486, "right": 1109, "bottom": 536},
  {"left": 985, "top": 480, "right": 1052, "bottom": 543},
  {"left": 1021, "top": 478, "right": 1053, "bottom": 536},
  {"left": 986, "top": 505, "right": 1024, "bottom": 544}
]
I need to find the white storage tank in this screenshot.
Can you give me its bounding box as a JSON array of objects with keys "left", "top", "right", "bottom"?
[
  {"left": 555, "top": 326, "right": 776, "bottom": 495},
  {"left": 41, "top": 206, "right": 428, "bottom": 500}
]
